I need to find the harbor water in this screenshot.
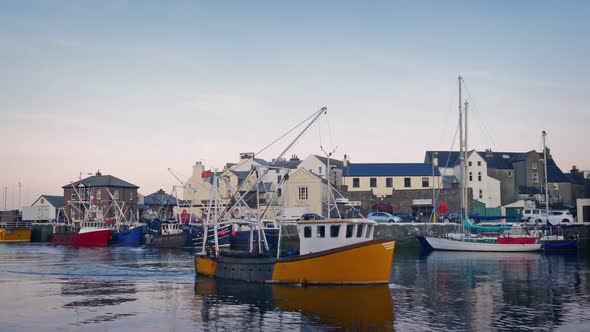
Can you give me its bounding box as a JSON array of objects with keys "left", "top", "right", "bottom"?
[{"left": 1, "top": 243, "right": 590, "bottom": 331}]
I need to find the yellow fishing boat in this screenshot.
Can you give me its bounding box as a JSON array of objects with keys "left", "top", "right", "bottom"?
[
  {"left": 195, "top": 218, "right": 395, "bottom": 284},
  {"left": 0, "top": 221, "right": 32, "bottom": 242}
]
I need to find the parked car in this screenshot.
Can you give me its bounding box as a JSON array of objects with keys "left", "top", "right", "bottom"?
[
  {"left": 547, "top": 210, "right": 575, "bottom": 224},
  {"left": 298, "top": 213, "right": 325, "bottom": 221},
  {"left": 521, "top": 209, "right": 547, "bottom": 223},
  {"left": 438, "top": 211, "right": 478, "bottom": 223},
  {"left": 367, "top": 212, "right": 402, "bottom": 223},
  {"left": 392, "top": 213, "right": 420, "bottom": 223}
]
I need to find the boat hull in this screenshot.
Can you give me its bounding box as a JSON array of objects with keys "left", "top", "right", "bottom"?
[
  {"left": 542, "top": 239, "right": 578, "bottom": 251},
  {"left": 111, "top": 226, "right": 145, "bottom": 245},
  {"left": 146, "top": 233, "right": 186, "bottom": 248},
  {"left": 195, "top": 239, "right": 396, "bottom": 284},
  {"left": 0, "top": 228, "right": 32, "bottom": 242},
  {"left": 418, "top": 235, "right": 542, "bottom": 252},
  {"left": 50, "top": 229, "right": 111, "bottom": 246}
]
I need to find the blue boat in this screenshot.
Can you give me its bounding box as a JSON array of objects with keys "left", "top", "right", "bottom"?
[
  {"left": 540, "top": 224, "right": 579, "bottom": 252},
  {"left": 111, "top": 225, "right": 145, "bottom": 245},
  {"left": 230, "top": 228, "right": 280, "bottom": 252}
]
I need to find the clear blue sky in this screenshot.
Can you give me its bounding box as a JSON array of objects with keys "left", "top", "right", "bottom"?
[{"left": 1, "top": 1, "right": 589, "bottom": 209}]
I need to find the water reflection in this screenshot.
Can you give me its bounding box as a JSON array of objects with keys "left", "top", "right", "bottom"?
[
  {"left": 392, "top": 250, "right": 590, "bottom": 331},
  {"left": 194, "top": 277, "right": 395, "bottom": 331}
]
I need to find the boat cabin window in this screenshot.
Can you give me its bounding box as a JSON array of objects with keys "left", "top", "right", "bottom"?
[
  {"left": 356, "top": 224, "right": 363, "bottom": 238},
  {"left": 345, "top": 224, "right": 353, "bottom": 238},
  {"left": 365, "top": 225, "right": 373, "bottom": 238},
  {"left": 303, "top": 226, "right": 312, "bottom": 238},
  {"left": 317, "top": 225, "right": 325, "bottom": 238},
  {"left": 330, "top": 225, "right": 340, "bottom": 238}
]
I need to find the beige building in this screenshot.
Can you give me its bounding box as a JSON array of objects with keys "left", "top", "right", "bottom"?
[
  {"left": 342, "top": 163, "right": 442, "bottom": 198},
  {"left": 282, "top": 168, "right": 328, "bottom": 216}
]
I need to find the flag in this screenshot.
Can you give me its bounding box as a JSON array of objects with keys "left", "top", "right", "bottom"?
[{"left": 201, "top": 170, "right": 212, "bottom": 178}]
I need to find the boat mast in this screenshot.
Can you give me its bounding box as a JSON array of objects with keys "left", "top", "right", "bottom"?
[
  {"left": 464, "top": 100, "right": 469, "bottom": 216},
  {"left": 458, "top": 76, "right": 464, "bottom": 222},
  {"left": 542, "top": 130, "right": 549, "bottom": 219}
]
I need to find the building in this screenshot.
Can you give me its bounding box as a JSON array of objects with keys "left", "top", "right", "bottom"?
[
  {"left": 425, "top": 148, "right": 580, "bottom": 208},
  {"left": 297, "top": 154, "right": 344, "bottom": 188},
  {"left": 21, "top": 195, "right": 64, "bottom": 222},
  {"left": 282, "top": 168, "right": 328, "bottom": 217},
  {"left": 62, "top": 171, "right": 139, "bottom": 221},
  {"left": 141, "top": 189, "right": 179, "bottom": 220},
  {"left": 342, "top": 162, "right": 442, "bottom": 197}
]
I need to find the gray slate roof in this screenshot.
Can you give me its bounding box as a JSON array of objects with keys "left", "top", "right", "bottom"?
[
  {"left": 63, "top": 175, "right": 139, "bottom": 189},
  {"left": 344, "top": 163, "right": 440, "bottom": 177},
  {"left": 32, "top": 195, "right": 64, "bottom": 207}
]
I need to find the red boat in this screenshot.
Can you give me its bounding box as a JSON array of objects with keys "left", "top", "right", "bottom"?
[{"left": 50, "top": 222, "right": 112, "bottom": 246}]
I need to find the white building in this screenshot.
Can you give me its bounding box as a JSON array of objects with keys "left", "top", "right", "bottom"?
[
  {"left": 21, "top": 195, "right": 64, "bottom": 222},
  {"left": 297, "top": 154, "right": 344, "bottom": 187},
  {"left": 452, "top": 151, "right": 501, "bottom": 208}
]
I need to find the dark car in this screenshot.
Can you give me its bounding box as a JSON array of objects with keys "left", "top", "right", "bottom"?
[
  {"left": 298, "top": 213, "right": 325, "bottom": 221},
  {"left": 392, "top": 213, "right": 420, "bottom": 222}
]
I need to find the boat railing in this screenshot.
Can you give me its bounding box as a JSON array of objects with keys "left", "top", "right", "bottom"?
[{"left": 1, "top": 221, "right": 33, "bottom": 229}]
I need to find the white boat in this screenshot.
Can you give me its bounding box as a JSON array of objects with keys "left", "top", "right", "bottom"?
[{"left": 417, "top": 76, "right": 541, "bottom": 252}]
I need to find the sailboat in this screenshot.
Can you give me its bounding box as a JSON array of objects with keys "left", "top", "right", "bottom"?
[
  {"left": 417, "top": 76, "right": 542, "bottom": 252},
  {"left": 195, "top": 107, "right": 396, "bottom": 284}
]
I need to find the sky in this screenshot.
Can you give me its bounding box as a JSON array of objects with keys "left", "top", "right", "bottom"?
[{"left": 1, "top": 1, "right": 589, "bottom": 209}]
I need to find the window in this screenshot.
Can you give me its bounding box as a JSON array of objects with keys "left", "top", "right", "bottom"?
[
  {"left": 352, "top": 178, "right": 360, "bottom": 188},
  {"left": 478, "top": 172, "right": 482, "bottom": 182},
  {"left": 422, "top": 177, "right": 429, "bottom": 188},
  {"left": 370, "top": 178, "right": 377, "bottom": 188},
  {"left": 356, "top": 224, "right": 364, "bottom": 238},
  {"left": 113, "top": 189, "right": 120, "bottom": 200},
  {"left": 129, "top": 192, "right": 133, "bottom": 201},
  {"left": 365, "top": 225, "right": 373, "bottom": 238},
  {"left": 304, "top": 226, "right": 312, "bottom": 238},
  {"left": 386, "top": 178, "right": 393, "bottom": 188},
  {"left": 468, "top": 161, "right": 472, "bottom": 166},
  {"left": 553, "top": 183, "right": 559, "bottom": 190},
  {"left": 477, "top": 161, "right": 481, "bottom": 166},
  {"left": 330, "top": 225, "right": 340, "bottom": 237},
  {"left": 469, "top": 172, "right": 473, "bottom": 182},
  {"left": 532, "top": 173, "right": 539, "bottom": 183},
  {"left": 298, "top": 187, "right": 308, "bottom": 200},
  {"left": 404, "top": 178, "right": 411, "bottom": 188},
  {"left": 317, "top": 225, "right": 325, "bottom": 238},
  {"left": 277, "top": 188, "right": 282, "bottom": 197},
  {"left": 532, "top": 162, "right": 538, "bottom": 170},
  {"left": 319, "top": 166, "right": 322, "bottom": 174},
  {"left": 71, "top": 192, "right": 76, "bottom": 200},
  {"left": 277, "top": 175, "right": 282, "bottom": 183},
  {"left": 479, "top": 189, "right": 483, "bottom": 199},
  {"left": 508, "top": 171, "right": 512, "bottom": 177},
  {"left": 96, "top": 190, "right": 101, "bottom": 200},
  {"left": 346, "top": 224, "right": 354, "bottom": 238}
]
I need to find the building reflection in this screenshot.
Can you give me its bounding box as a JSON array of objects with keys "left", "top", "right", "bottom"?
[{"left": 194, "top": 277, "right": 395, "bottom": 331}]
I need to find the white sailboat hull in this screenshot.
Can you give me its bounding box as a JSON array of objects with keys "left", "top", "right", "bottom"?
[{"left": 423, "top": 236, "right": 542, "bottom": 252}]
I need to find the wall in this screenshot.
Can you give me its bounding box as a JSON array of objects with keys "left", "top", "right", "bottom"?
[
  {"left": 488, "top": 168, "right": 516, "bottom": 205},
  {"left": 342, "top": 175, "right": 441, "bottom": 197},
  {"left": 63, "top": 187, "right": 138, "bottom": 221},
  {"left": 283, "top": 169, "right": 325, "bottom": 216}
]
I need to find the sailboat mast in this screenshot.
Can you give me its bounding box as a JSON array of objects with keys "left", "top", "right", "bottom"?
[
  {"left": 464, "top": 100, "right": 469, "bottom": 215},
  {"left": 458, "top": 75, "right": 464, "bottom": 221},
  {"left": 542, "top": 130, "right": 549, "bottom": 218}
]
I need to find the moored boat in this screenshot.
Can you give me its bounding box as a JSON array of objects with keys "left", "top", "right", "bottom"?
[
  {"left": 50, "top": 221, "right": 111, "bottom": 246},
  {"left": 0, "top": 220, "right": 32, "bottom": 242},
  {"left": 195, "top": 218, "right": 396, "bottom": 284}
]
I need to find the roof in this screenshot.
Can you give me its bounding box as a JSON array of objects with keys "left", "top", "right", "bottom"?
[
  {"left": 565, "top": 173, "right": 583, "bottom": 185},
  {"left": 545, "top": 158, "right": 571, "bottom": 183},
  {"left": 314, "top": 155, "right": 344, "bottom": 169},
  {"left": 63, "top": 174, "right": 139, "bottom": 189},
  {"left": 143, "top": 192, "right": 178, "bottom": 206},
  {"left": 273, "top": 159, "right": 302, "bottom": 169},
  {"left": 477, "top": 152, "right": 520, "bottom": 169},
  {"left": 32, "top": 195, "right": 64, "bottom": 207},
  {"left": 343, "top": 163, "right": 440, "bottom": 177},
  {"left": 519, "top": 186, "right": 544, "bottom": 195},
  {"left": 425, "top": 151, "right": 460, "bottom": 168}
]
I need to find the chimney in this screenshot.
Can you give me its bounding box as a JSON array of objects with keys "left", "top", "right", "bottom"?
[
  {"left": 343, "top": 154, "right": 349, "bottom": 167},
  {"left": 433, "top": 152, "right": 439, "bottom": 167},
  {"left": 157, "top": 189, "right": 165, "bottom": 195},
  {"left": 571, "top": 165, "right": 579, "bottom": 174},
  {"left": 95, "top": 170, "right": 102, "bottom": 176},
  {"left": 485, "top": 148, "right": 493, "bottom": 157}
]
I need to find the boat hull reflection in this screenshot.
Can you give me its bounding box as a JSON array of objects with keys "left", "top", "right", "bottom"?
[{"left": 194, "top": 277, "right": 394, "bottom": 331}]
